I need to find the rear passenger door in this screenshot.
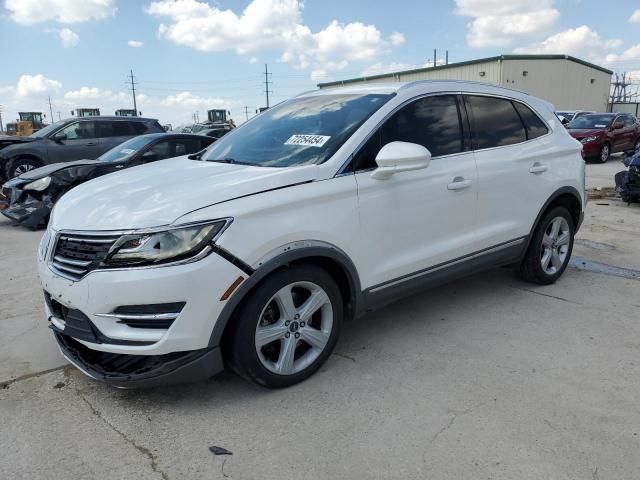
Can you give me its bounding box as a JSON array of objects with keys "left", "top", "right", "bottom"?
[
  {"left": 96, "top": 120, "right": 134, "bottom": 155},
  {"left": 354, "top": 94, "right": 478, "bottom": 289},
  {"left": 467, "top": 95, "right": 552, "bottom": 250}
]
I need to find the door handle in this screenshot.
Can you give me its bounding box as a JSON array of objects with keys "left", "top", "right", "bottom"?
[
  {"left": 85, "top": 142, "right": 97, "bottom": 146},
  {"left": 529, "top": 162, "right": 548, "bottom": 174},
  {"left": 447, "top": 176, "right": 472, "bottom": 191}
]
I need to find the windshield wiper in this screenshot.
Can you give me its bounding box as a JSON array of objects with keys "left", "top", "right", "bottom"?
[{"left": 207, "top": 158, "right": 255, "bottom": 166}]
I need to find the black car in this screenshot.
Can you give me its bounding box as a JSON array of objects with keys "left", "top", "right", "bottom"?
[
  {"left": 0, "top": 133, "right": 214, "bottom": 228},
  {"left": 0, "top": 116, "right": 165, "bottom": 181},
  {"left": 615, "top": 147, "right": 640, "bottom": 203}
]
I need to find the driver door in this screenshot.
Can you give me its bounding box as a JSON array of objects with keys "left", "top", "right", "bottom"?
[
  {"left": 47, "top": 120, "right": 100, "bottom": 163},
  {"left": 353, "top": 95, "right": 478, "bottom": 292}
]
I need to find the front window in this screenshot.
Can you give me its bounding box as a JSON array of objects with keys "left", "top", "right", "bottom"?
[
  {"left": 98, "top": 136, "right": 153, "bottom": 162},
  {"left": 29, "top": 120, "right": 65, "bottom": 138},
  {"left": 567, "top": 114, "right": 615, "bottom": 129},
  {"left": 202, "top": 93, "right": 394, "bottom": 167}
]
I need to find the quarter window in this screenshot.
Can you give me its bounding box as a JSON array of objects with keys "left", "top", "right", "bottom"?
[
  {"left": 354, "top": 95, "right": 464, "bottom": 171},
  {"left": 96, "top": 121, "right": 133, "bottom": 138},
  {"left": 130, "top": 122, "right": 150, "bottom": 135},
  {"left": 513, "top": 102, "right": 549, "bottom": 140},
  {"left": 466, "top": 96, "right": 526, "bottom": 149}
]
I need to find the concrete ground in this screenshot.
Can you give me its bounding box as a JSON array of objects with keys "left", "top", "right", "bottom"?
[{"left": 1, "top": 159, "right": 639, "bottom": 479}]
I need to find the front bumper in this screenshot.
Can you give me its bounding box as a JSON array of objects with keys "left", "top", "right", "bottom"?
[
  {"left": 56, "top": 332, "right": 223, "bottom": 388},
  {"left": 39, "top": 233, "right": 248, "bottom": 386},
  {"left": 0, "top": 184, "right": 51, "bottom": 228},
  {"left": 580, "top": 140, "right": 604, "bottom": 158}
]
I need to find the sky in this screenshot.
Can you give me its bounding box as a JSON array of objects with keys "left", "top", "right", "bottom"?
[{"left": 1, "top": 0, "right": 640, "bottom": 127}]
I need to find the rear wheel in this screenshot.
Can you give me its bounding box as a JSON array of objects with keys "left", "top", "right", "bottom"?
[
  {"left": 519, "top": 206, "right": 574, "bottom": 285},
  {"left": 227, "top": 264, "right": 342, "bottom": 388},
  {"left": 8, "top": 157, "right": 42, "bottom": 178}
]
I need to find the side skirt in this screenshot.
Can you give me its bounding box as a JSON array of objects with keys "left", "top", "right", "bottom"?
[{"left": 360, "top": 237, "right": 527, "bottom": 313}]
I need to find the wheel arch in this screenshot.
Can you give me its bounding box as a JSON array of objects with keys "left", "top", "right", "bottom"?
[
  {"left": 522, "top": 186, "right": 583, "bottom": 257},
  {"left": 209, "top": 243, "right": 362, "bottom": 348},
  {"left": 7, "top": 153, "right": 44, "bottom": 177}
]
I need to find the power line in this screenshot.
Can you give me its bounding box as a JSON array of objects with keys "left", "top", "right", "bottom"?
[
  {"left": 264, "top": 64, "right": 273, "bottom": 108},
  {"left": 127, "top": 69, "right": 138, "bottom": 116}
]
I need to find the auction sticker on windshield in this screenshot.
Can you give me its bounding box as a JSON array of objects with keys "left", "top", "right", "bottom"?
[{"left": 284, "top": 134, "right": 331, "bottom": 147}]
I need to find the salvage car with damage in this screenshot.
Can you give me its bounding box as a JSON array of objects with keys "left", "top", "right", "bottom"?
[
  {"left": 38, "top": 81, "right": 585, "bottom": 389},
  {"left": 1, "top": 133, "right": 213, "bottom": 228}
]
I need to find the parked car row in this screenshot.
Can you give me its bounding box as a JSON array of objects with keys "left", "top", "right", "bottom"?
[
  {"left": 28, "top": 81, "right": 586, "bottom": 390},
  {"left": 562, "top": 112, "right": 640, "bottom": 163},
  {"left": 1, "top": 133, "right": 213, "bottom": 228}
]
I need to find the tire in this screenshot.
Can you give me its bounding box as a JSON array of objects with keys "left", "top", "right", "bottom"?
[
  {"left": 598, "top": 143, "right": 610, "bottom": 163},
  {"left": 227, "top": 264, "right": 343, "bottom": 388},
  {"left": 518, "top": 206, "right": 575, "bottom": 285},
  {"left": 8, "top": 157, "right": 42, "bottom": 178}
]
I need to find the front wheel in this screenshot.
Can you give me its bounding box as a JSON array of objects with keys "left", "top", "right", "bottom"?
[
  {"left": 519, "top": 206, "right": 574, "bottom": 285},
  {"left": 8, "top": 157, "right": 42, "bottom": 178},
  {"left": 599, "top": 143, "right": 610, "bottom": 163},
  {"left": 227, "top": 264, "right": 343, "bottom": 388}
]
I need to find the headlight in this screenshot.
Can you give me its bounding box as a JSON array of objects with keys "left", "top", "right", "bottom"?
[
  {"left": 23, "top": 176, "right": 51, "bottom": 192},
  {"left": 104, "top": 219, "right": 230, "bottom": 267},
  {"left": 580, "top": 136, "right": 599, "bottom": 144}
]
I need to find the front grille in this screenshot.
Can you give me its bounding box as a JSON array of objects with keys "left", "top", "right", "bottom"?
[{"left": 51, "top": 232, "right": 120, "bottom": 280}]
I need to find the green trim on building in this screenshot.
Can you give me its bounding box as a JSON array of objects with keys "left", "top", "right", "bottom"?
[{"left": 317, "top": 54, "right": 613, "bottom": 88}]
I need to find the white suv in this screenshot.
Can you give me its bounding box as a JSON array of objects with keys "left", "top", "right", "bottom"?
[{"left": 38, "top": 81, "right": 585, "bottom": 388}]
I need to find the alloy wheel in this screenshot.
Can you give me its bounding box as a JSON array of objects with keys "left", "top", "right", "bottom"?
[
  {"left": 600, "top": 144, "right": 610, "bottom": 162},
  {"left": 255, "top": 281, "right": 333, "bottom": 375},
  {"left": 14, "top": 164, "right": 35, "bottom": 176},
  {"left": 540, "top": 216, "right": 571, "bottom": 275}
]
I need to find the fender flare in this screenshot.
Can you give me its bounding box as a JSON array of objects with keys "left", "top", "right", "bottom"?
[
  {"left": 522, "top": 186, "right": 583, "bottom": 256},
  {"left": 208, "top": 242, "right": 362, "bottom": 347}
]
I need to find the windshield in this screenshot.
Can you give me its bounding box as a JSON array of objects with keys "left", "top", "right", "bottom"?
[
  {"left": 29, "top": 120, "right": 65, "bottom": 138},
  {"left": 202, "top": 93, "right": 394, "bottom": 167},
  {"left": 567, "top": 114, "right": 615, "bottom": 129},
  {"left": 98, "top": 135, "right": 154, "bottom": 162}
]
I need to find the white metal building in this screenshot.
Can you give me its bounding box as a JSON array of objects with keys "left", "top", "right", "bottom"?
[{"left": 318, "top": 55, "right": 613, "bottom": 112}]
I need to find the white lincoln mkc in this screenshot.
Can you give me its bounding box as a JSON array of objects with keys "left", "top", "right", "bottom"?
[{"left": 38, "top": 80, "right": 585, "bottom": 388}]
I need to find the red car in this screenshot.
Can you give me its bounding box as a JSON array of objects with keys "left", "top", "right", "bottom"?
[{"left": 567, "top": 113, "right": 640, "bottom": 163}]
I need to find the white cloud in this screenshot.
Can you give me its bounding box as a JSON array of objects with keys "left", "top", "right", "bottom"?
[
  {"left": 63, "top": 87, "right": 127, "bottom": 103},
  {"left": 146, "top": 0, "right": 402, "bottom": 78},
  {"left": 128, "top": 40, "right": 144, "bottom": 48},
  {"left": 454, "top": 0, "right": 559, "bottom": 48},
  {"left": 515, "top": 26, "right": 622, "bottom": 61},
  {"left": 59, "top": 28, "right": 79, "bottom": 47},
  {"left": 606, "top": 44, "right": 640, "bottom": 64},
  {"left": 249, "top": 56, "right": 258, "bottom": 64},
  {"left": 360, "top": 59, "right": 445, "bottom": 77},
  {"left": 630, "top": 9, "right": 640, "bottom": 23},
  {"left": 15, "top": 74, "right": 62, "bottom": 98},
  {"left": 5, "top": 0, "right": 116, "bottom": 25}
]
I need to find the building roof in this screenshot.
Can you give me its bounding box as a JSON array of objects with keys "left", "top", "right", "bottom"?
[{"left": 317, "top": 54, "right": 613, "bottom": 88}]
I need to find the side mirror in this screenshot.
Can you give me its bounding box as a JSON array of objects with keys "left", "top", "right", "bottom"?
[
  {"left": 52, "top": 132, "right": 67, "bottom": 142},
  {"left": 613, "top": 122, "right": 624, "bottom": 130},
  {"left": 371, "top": 141, "right": 432, "bottom": 180},
  {"left": 141, "top": 150, "right": 159, "bottom": 162}
]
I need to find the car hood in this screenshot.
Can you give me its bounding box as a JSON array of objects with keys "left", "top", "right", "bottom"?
[
  {"left": 50, "top": 156, "right": 319, "bottom": 231},
  {"left": 19, "top": 159, "right": 103, "bottom": 181},
  {"left": 567, "top": 128, "right": 605, "bottom": 138},
  {"left": 0, "top": 135, "right": 39, "bottom": 149}
]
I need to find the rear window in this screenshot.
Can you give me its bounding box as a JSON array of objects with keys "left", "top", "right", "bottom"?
[
  {"left": 130, "top": 122, "right": 150, "bottom": 134},
  {"left": 96, "top": 121, "right": 133, "bottom": 138},
  {"left": 466, "top": 95, "right": 526, "bottom": 149},
  {"left": 513, "top": 102, "right": 549, "bottom": 140}
]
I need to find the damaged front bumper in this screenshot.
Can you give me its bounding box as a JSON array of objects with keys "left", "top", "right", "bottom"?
[
  {"left": 55, "top": 332, "right": 223, "bottom": 388},
  {"left": 0, "top": 183, "right": 52, "bottom": 228}
]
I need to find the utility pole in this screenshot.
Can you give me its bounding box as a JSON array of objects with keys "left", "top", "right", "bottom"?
[
  {"left": 445, "top": 50, "right": 449, "bottom": 65},
  {"left": 57, "top": 111, "right": 61, "bottom": 121},
  {"left": 128, "top": 69, "right": 138, "bottom": 116},
  {"left": 264, "top": 64, "right": 272, "bottom": 108},
  {"left": 433, "top": 49, "right": 437, "bottom": 67},
  {"left": 243, "top": 105, "right": 250, "bottom": 121},
  {"left": 0, "top": 105, "right": 4, "bottom": 134},
  {"left": 48, "top": 96, "right": 54, "bottom": 122}
]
